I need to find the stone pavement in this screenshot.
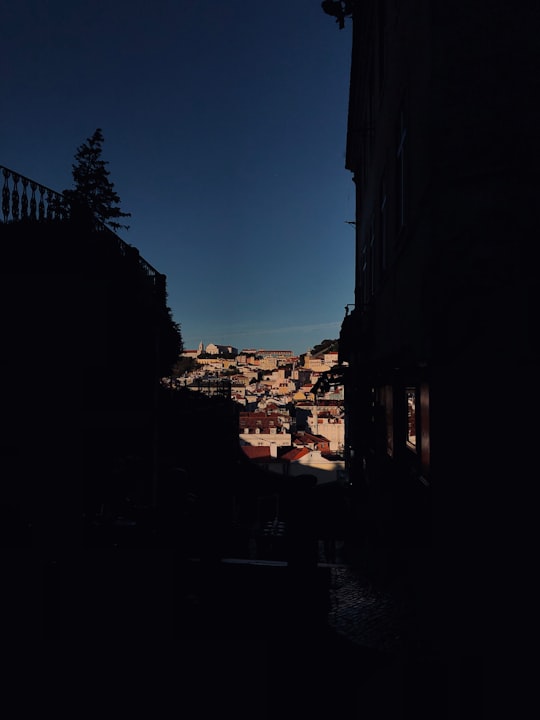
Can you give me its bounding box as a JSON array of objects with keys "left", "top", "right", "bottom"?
[
  {"left": 33, "top": 534, "right": 459, "bottom": 718},
  {"left": 326, "top": 563, "right": 409, "bottom": 652},
  {"left": 175, "top": 550, "right": 438, "bottom": 719}
]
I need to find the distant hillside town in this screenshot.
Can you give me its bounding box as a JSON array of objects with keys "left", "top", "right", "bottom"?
[{"left": 161, "top": 340, "right": 345, "bottom": 484}]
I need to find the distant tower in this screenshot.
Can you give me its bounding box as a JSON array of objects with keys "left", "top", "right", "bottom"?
[{"left": 197, "top": 341, "right": 204, "bottom": 356}]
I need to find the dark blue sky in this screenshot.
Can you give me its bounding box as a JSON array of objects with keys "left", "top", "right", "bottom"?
[{"left": 2, "top": 0, "right": 354, "bottom": 355}]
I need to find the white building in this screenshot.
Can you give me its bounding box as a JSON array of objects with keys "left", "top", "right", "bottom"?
[
  {"left": 205, "top": 343, "right": 238, "bottom": 356},
  {"left": 306, "top": 414, "right": 345, "bottom": 453},
  {"left": 288, "top": 449, "right": 345, "bottom": 485},
  {"left": 239, "top": 431, "right": 292, "bottom": 448}
]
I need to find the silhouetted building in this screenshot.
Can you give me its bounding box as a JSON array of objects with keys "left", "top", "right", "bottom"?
[
  {"left": 327, "top": 0, "right": 539, "bottom": 664},
  {"left": 1, "top": 165, "right": 181, "bottom": 546}
]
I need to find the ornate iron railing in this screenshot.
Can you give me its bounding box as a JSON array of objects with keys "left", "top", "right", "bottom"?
[
  {"left": 121, "top": 240, "right": 166, "bottom": 298},
  {"left": 1, "top": 163, "right": 166, "bottom": 298},
  {"left": 1, "top": 164, "right": 67, "bottom": 222}
]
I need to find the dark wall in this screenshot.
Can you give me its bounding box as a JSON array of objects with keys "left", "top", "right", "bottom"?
[
  {"left": 1, "top": 219, "right": 181, "bottom": 548},
  {"left": 338, "top": 1, "right": 540, "bottom": 659}
]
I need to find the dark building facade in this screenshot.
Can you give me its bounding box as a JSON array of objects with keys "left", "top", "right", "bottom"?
[
  {"left": 0, "top": 165, "right": 287, "bottom": 558},
  {"left": 326, "top": 0, "right": 539, "bottom": 662},
  {"left": 1, "top": 165, "right": 182, "bottom": 548}
]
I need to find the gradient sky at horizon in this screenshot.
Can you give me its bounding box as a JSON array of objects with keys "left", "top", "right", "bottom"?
[{"left": 2, "top": 0, "right": 355, "bottom": 356}]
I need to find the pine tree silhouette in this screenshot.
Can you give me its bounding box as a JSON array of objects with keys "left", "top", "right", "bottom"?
[{"left": 64, "top": 128, "right": 131, "bottom": 232}]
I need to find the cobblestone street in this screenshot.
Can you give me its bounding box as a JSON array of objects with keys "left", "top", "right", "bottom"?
[
  {"left": 327, "top": 565, "right": 408, "bottom": 652},
  {"left": 314, "top": 538, "right": 412, "bottom": 653}
]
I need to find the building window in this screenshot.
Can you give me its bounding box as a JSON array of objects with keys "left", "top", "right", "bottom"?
[
  {"left": 377, "top": 0, "right": 386, "bottom": 98},
  {"left": 406, "top": 387, "right": 417, "bottom": 451},
  {"left": 420, "top": 382, "right": 430, "bottom": 476},
  {"left": 361, "top": 243, "right": 368, "bottom": 306},
  {"left": 384, "top": 384, "right": 394, "bottom": 457},
  {"left": 396, "top": 109, "right": 407, "bottom": 234},
  {"left": 379, "top": 177, "right": 387, "bottom": 276},
  {"left": 369, "top": 217, "right": 375, "bottom": 296},
  {"left": 367, "top": 61, "right": 375, "bottom": 157}
]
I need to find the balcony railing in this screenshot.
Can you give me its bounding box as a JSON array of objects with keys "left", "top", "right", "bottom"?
[
  {"left": 1, "top": 163, "right": 166, "bottom": 298},
  {"left": 121, "top": 241, "right": 167, "bottom": 299},
  {"left": 339, "top": 300, "right": 376, "bottom": 365},
  {"left": 1, "top": 165, "right": 67, "bottom": 223}
]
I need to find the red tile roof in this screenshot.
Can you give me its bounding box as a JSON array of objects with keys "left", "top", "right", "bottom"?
[
  {"left": 280, "top": 447, "right": 310, "bottom": 462},
  {"left": 294, "top": 432, "right": 329, "bottom": 445},
  {"left": 240, "top": 446, "right": 272, "bottom": 460}
]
